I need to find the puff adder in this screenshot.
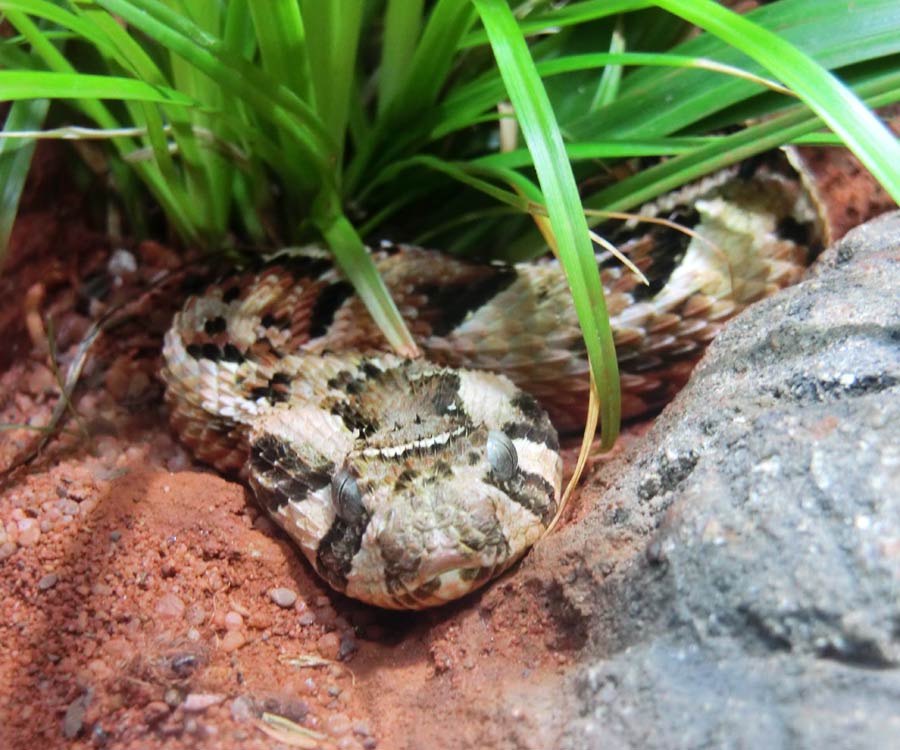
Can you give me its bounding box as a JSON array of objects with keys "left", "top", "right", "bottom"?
[{"left": 162, "top": 154, "right": 824, "bottom": 609}]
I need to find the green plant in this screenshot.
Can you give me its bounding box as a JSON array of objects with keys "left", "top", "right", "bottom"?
[{"left": 2, "top": 0, "right": 899, "bottom": 449}]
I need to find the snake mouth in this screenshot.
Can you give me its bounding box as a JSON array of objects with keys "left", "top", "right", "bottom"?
[{"left": 383, "top": 563, "right": 505, "bottom": 610}]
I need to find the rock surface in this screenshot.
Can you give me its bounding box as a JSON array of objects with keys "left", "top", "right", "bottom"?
[{"left": 529, "top": 211, "right": 900, "bottom": 749}]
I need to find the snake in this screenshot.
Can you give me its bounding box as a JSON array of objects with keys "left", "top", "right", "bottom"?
[{"left": 161, "top": 152, "right": 824, "bottom": 609}]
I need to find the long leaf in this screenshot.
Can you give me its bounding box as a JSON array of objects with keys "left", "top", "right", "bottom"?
[
  {"left": 473, "top": 0, "right": 620, "bottom": 449},
  {"left": 0, "top": 98, "right": 49, "bottom": 269},
  {"left": 655, "top": 0, "right": 900, "bottom": 202}
]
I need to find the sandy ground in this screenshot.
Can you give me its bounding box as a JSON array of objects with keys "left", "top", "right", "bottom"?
[{"left": 0, "top": 139, "right": 894, "bottom": 750}]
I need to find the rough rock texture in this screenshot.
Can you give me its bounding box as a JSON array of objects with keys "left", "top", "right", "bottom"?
[{"left": 528, "top": 211, "right": 900, "bottom": 749}]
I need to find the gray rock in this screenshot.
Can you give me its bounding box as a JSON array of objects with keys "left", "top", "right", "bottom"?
[{"left": 530, "top": 211, "right": 900, "bottom": 750}]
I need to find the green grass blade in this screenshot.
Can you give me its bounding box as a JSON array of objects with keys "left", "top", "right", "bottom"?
[
  {"left": 363, "top": 154, "right": 542, "bottom": 211},
  {"left": 567, "top": 0, "right": 900, "bottom": 141},
  {"left": 590, "top": 22, "right": 625, "bottom": 111},
  {"left": 345, "top": 0, "right": 478, "bottom": 193},
  {"left": 586, "top": 70, "right": 900, "bottom": 215},
  {"left": 0, "top": 98, "right": 49, "bottom": 270},
  {"left": 311, "top": 190, "right": 418, "bottom": 357},
  {"left": 474, "top": 136, "right": 712, "bottom": 169},
  {"left": 379, "top": 0, "right": 425, "bottom": 114},
  {"left": 432, "top": 51, "right": 789, "bottom": 142},
  {"left": 248, "top": 0, "right": 314, "bottom": 103},
  {"left": 473, "top": 0, "right": 620, "bottom": 449},
  {"left": 655, "top": 0, "right": 900, "bottom": 202},
  {"left": 462, "top": 0, "right": 654, "bottom": 48},
  {"left": 299, "top": 0, "right": 364, "bottom": 166},
  {"left": 2, "top": 8, "right": 197, "bottom": 239},
  {"left": 0, "top": 70, "right": 195, "bottom": 104},
  {"left": 96, "top": 0, "right": 335, "bottom": 189}
]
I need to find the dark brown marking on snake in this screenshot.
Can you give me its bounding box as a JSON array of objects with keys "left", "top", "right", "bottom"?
[
  {"left": 330, "top": 401, "right": 378, "bottom": 438},
  {"left": 185, "top": 343, "right": 203, "bottom": 359},
  {"left": 327, "top": 369, "right": 366, "bottom": 396},
  {"left": 511, "top": 392, "right": 543, "bottom": 420},
  {"left": 222, "top": 285, "right": 241, "bottom": 303},
  {"left": 221, "top": 343, "right": 245, "bottom": 363},
  {"left": 200, "top": 342, "right": 221, "bottom": 361},
  {"left": 420, "top": 266, "right": 518, "bottom": 336},
  {"left": 270, "top": 372, "right": 292, "bottom": 386},
  {"left": 204, "top": 316, "right": 227, "bottom": 335},
  {"left": 502, "top": 420, "right": 559, "bottom": 452},
  {"left": 261, "top": 313, "right": 291, "bottom": 330},
  {"left": 435, "top": 460, "right": 453, "bottom": 476},
  {"left": 249, "top": 385, "right": 289, "bottom": 404},
  {"left": 459, "top": 567, "right": 480, "bottom": 582},
  {"left": 467, "top": 451, "right": 481, "bottom": 466},
  {"left": 394, "top": 468, "right": 418, "bottom": 492},
  {"left": 411, "top": 577, "right": 441, "bottom": 599},
  {"left": 381, "top": 534, "right": 423, "bottom": 596},
  {"left": 460, "top": 515, "right": 507, "bottom": 555},
  {"left": 430, "top": 372, "right": 461, "bottom": 415},
  {"left": 777, "top": 215, "right": 813, "bottom": 246},
  {"left": 361, "top": 360, "right": 385, "bottom": 380},
  {"left": 509, "top": 394, "right": 559, "bottom": 450},
  {"left": 327, "top": 370, "right": 353, "bottom": 390},
  {"left": 316, "top": 515, "right": 370, "bottom": 591},
  {"left": 310, "top": 281, "right": 354, "bottom": 337},
  {"left": 486, "top": 469, "right": 556, "bottom": 525},
  {"left": 249, "top": 435, "right": 334, "bottom": 513}
]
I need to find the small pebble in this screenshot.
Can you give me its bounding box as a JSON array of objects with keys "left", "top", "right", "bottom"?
[
  {"left": 317, "top": 632, "right": 341, "bottom": 660},
  {"left": 339, "top": 634, "right": 357, "bottom": 661},
  {"left": 326, "top": 713, "right": 352, "bottom": 737},
  {"left": 219, "top": 630, "right": 246, "bottom": 653},
  {"left": 62, "top": 693, "right": 89, "bottom": 739},
  {"left": 269, "top": 587, "right": 298, "bottom": 608},
  {"left": 108, "top": 248, "right": 137, "bottom": 276},
  {"left": 155, "top": 593, "right": 186, "bottom": 620},
  {"left": 16, "top": 518, "right": 40, "bottom": 547},
  {"left": 230, "top": 695, "right": 254, "bottom": 723},
  {"left": 56, "top": 499, "right": 79, "bottom": 516},
  {"left": 224, "top": 611, "right": 244, "bottom": 630},
  {"left": 0, "top": 542, "right": 17, "bottom": 561},
  {"left": 298, "top": 611, "right": 316, "bottom": 626},
  {"left": 182, "top": 693, "right": 226, "bottom": 712},
  {"left": 185, "top": 602, "right": 207, "bottom": 626},
  {"left": 37, "top": 574, "right": 58, "bottom": 591},
  {"left": 353, "top": 721, "right": 371, "bottom": 737},
  {"left": 143, "top": 701, "right": 170, "bottom": 724},
  {"left": 110, "top": 530, "right": 122, "bottom": 542}
]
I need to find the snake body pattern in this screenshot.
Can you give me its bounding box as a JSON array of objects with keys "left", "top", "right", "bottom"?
[{"left": 162, "top": 153, "right": 824, "bottom": 609}]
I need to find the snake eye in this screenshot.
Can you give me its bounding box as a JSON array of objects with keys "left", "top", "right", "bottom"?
[
  {"left": 487, "top": 431, "right": 518, "bottom": 481},
  {"left": 333, "top": 467, "right": 364, "bottom": 523}
]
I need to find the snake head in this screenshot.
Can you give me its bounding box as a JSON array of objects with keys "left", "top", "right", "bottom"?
[{"left": 247, "top": 358, "right": 562, "bottom": 609}]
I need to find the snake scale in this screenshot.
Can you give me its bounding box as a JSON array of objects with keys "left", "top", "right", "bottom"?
[{"left": 162, "top": 153, "right": 824, "bottom": 609}]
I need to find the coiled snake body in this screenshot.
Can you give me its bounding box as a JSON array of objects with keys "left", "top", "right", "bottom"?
[{"left": 162, "top": 155, "right": 823, "bottom": 609}]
